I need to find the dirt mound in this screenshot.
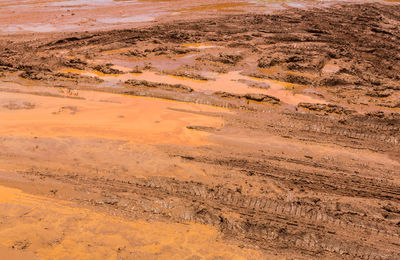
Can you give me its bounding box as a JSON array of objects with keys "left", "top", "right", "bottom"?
[
  {"left": 125, "top": 79, "right": 193, "bottom": 93},
  {"left": 298, "top": 102, "right": 355, "bottom": 115}
]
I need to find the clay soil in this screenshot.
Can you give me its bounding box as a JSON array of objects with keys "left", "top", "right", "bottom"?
[{"left": 1, "top": 1, "right": 400, "bottom": 259}]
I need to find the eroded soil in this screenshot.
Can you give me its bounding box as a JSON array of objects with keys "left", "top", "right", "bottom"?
[{"left": 1, "top": 2, "right": 400, "bottom": 259}]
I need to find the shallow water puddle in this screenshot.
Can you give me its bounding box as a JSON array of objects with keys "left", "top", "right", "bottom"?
[
  {"left": 0, "top": 0, "right": 159, "bottom": 34},
  {"left": 176, "top": 2, "right": 251, "bottom": 13},
  {"left": 4, "top": 23, "right": 62, "bottom": 33},
  {"left": 103, "top": 54, "right": 198, "bottom": 71},
  {"left": 61, "top": 68, "right": 325, "bottom": 105},
  {"left": 97, "top": 14, "right": 155, "bottom": 24},
  {"left": 321, "top": 63, "right": 340, "bottom": 74},
  {"left": 182, "top": 43, "right": 217, "bottom": 49},
  {"left": 0, "top": 85, "right": 225, "bottom": 146},
  {"left": 0, "top": 0, "right": 136, "bottom": 8}
]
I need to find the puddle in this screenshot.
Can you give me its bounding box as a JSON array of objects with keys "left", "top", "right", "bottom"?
[
  {"left": 2, "top": 15, "right": 156, "bottom": 34},
  {"left": 4, "top": 23, "right": 60, "bottom": 33},
  {"left": 47, "top": 0, "right": 127, "bottom": 7},
  {"left": 284, "top": 2, "right": 309, "bottom": 8},
  {"left": 101, "top": 54, "right": 198, "bottom": 71},
  {"left": 97, "top": 14, "right": 155, "bottom": 24},
  {"left": 0, "top": 0, "right": 137, "bottom": 8},
  {"left": 321, "top": 63, "right": 340, "bottom": 74},
  {"left": 182, "top": 43, "right": 217, "bottom": 49},
  {"left": 61, "top": 68, "right": 325, "bottom": 105},
  {"left": 177, "top": 2, "right": 251, "bottom": 13},
  {"left": 0, "top": 84, "right": 225, "bottom": 146},
  {"left": 0, "top": 0, "right": 160, "bottom": 34}
]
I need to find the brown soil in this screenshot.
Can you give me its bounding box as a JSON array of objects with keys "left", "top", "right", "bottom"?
[{"left": 1, "top": 2, "right": 400, "bottom": 259}]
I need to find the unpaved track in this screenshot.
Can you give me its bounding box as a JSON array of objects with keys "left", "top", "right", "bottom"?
[{"left": 0, "top": 2, "right": 400, "bottom": 259}]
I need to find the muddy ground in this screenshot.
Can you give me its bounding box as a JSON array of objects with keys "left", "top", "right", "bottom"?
[{"left": 1, "top": 2, "right": 400, "bottom": 259}]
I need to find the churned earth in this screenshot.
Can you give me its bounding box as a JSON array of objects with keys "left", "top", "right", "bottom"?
[{"left": 1, "top": 0, "right": 400, "bottom": 259}]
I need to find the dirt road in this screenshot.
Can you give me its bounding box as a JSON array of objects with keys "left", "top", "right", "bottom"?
[{"left": 0, "top": 1, "right": 400, "bottom": 259}]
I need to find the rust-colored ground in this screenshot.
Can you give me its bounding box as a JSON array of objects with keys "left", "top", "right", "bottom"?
[{"left": 1, "top": 1, "right": 400, "bottom": 259}]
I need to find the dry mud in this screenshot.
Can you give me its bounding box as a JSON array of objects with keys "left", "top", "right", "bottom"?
[{"left": 1, "top": 2, "right": 400, "bottom": 259}]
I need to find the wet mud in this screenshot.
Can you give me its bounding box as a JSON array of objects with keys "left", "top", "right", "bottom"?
[{"left": 0, "top": 1, "right": 400, "bottom": 259}]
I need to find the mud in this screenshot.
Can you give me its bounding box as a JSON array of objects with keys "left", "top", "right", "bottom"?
[
  {"left": 0, "top": 185, "right": 263, "bottom": 259},
  {"left": 1, "top": 1, "right": 400, "bottom": 259}
]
